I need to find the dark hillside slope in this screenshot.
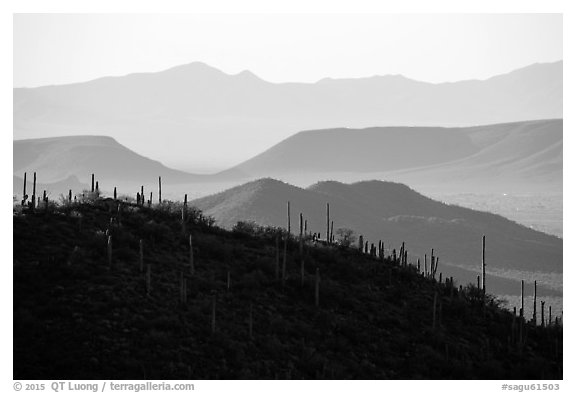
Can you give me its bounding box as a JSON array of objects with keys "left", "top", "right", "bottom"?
[
  {"left": 192, "top": 179, "right": 562, "bottom": 297},
  {"left": 13, "top": 200, "right": 562, "bottom": 379}
]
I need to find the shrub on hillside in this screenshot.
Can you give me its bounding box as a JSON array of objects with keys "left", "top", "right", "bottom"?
[
  {"left": 77, "top": 189, "right": 101, "bottom": 204},
  {"left": 233, "top": 220, "right": 260, "bottom": 235},
  {"left": 336, "top": 227, "right": 356, "bottom": 247}
]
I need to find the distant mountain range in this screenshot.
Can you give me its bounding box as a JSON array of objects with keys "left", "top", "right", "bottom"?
[
  {"left": 192, "top": 178, "right": 562, "bottom": 297},
  {"left": 13, "top": 135, "right": 243, "bottom": 196},
  {"left": 230, "top": 119, "right": 562, "bottom": 191},
  {"left": 13, "top": 61, "right": 562, "bottom": 170},
  {"left": 14, "top": 118, "right": 562, "bottom": 197}
]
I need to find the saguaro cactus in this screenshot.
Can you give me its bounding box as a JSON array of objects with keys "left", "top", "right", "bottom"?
[
  {"left": 431, "top": 251, "right": 439, "bottom": 279},
  {"left": 326, "top": 203, "right": 330, "bottom": 243},
  {"left": 511, "top": 308, "right": 517, "bottom": 345},
  {"left": 67, "top": 246, "right": 79, "bottom": 266},
  {"left": 358, "top": 235, "right": 364, "bottom": 252},
  {"left": 330, "top": 221, "right": 334, "bottom": 244},
  {"left": 275, "top": 234, "right": 280, "bottom": 280},
  {"left": 117, "top": 203, "right": 122, "bottom": 225},
  {"left": 287, "top": 201, "right": 291, "bottom": 235},
  {"left": 32, "top": 172, "right": 37, "bottom": 209},
  {"left": 211, "top": 295, "right": 216, "bottom": 334},
  {"left": 299, "top": 212, "right": 303, "bottom": 256},
  {"left": 22, "top": 172, "right": 27, "bottom": 206},
  {"left": 438, "top": 296, "right": 443, "bottom": 328},
  {"left": 180, "top": 272, "right": 187, "bottom": 304},
  {"left": 315, "top": 268, "right": 320, "bottom": 307},
  {"left": 533, "top": 280, "right": 537, "bottom": 325},
  {"left": 91, "top": 174, "right": 95, "bottom": 192},
  {"left": 432, "top": 292, "right": 438, "bottom": 330},
  {"left": 182, "top": 196, "right": 188, "bottom": 232},
  {"left": 158, "top": 176, "right": 162, "bottom": 204},
  {"left": 181, "top": 206, "right": 186, "bottom": 235},
  {"left": 520, "top": 280, "right": 525, "bottom": 318},
  {"left": 482, "top": 235, "right": 486, "bottom": 295},
  {"left": 113, "top": 187, "right": 117, "bottom": 200},
  {"left": 183, "top": 274, "right": 187, "bottom": 304},
  {"left": 139, "top": 239, "right": 144, "bottom": 273},
  {"left": 141, "top": 186, "right": 144, "bottom": 206},
  {"left": 146, "top": 264, "right": 151, "bottom": 296},
  {"left": 300, "top": 257, "right": 305, "bottom": 288},
  {"left": 68, "top": 189, "right": 72, "bottom": 204},
  {"left": 541, "top": 301, "right": 546, "bottom": 327},
  {"left": 107, "top": 235, "right": 112, "bottom": 267},
  {"left": 189, "top": 234, "right": 195, "bottom": 275},
  {"left": 282, "top": 234, "right": 287, "bottom": 285}
]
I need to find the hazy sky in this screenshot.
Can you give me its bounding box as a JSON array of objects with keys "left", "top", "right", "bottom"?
[{"left": 14, "top": 13, "right": 562, "bottom": 87}]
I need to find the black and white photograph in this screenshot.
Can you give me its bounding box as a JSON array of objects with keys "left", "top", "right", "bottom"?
[{"left": 8, "top": 3, "right": 571, "bottom": 388}]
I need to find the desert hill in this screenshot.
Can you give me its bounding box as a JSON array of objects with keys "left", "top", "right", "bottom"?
[
  {"left": 192, "top": 178, "right": 562, "bottom": 297},
  {"left": 13, "top": 197, "right": 562, "bottom": 379}
]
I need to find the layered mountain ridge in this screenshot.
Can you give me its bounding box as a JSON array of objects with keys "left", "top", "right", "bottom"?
[{"left": 14, "top": 61, "right": 562, "bottom": 169}]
